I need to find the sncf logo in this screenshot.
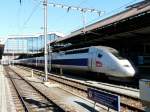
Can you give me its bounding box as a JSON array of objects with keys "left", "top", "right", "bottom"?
[{"left": 96, "top": 60, "right": 102, "bottom": 67}]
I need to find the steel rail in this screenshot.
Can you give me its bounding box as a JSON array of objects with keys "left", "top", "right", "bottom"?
[
  {"left": 6, "top": 66, "right": 65, "bottom": 112},
  {"left": 4, "top": 67, "right": 30, "bottom": 112},
  {"left": 17, "top": 65, "right": 145, "bottom": 112}
]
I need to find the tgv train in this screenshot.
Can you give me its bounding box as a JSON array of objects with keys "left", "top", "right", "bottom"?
[{"left": 15, "top": 46, "right": 135, "bottom": 79}]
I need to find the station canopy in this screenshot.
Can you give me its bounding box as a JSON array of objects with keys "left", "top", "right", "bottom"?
[{"left": 50, "top": 0, "right": 150, "bottom": 52}]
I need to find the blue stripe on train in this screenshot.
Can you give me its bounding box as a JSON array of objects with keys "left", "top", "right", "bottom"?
[{"left": 51, "top": 58, "right": 88, "bottom": 66}]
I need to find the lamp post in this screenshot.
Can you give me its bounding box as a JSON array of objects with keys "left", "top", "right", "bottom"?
[{"left": 43, "top": 0, "right": 48, "bottom": 82}]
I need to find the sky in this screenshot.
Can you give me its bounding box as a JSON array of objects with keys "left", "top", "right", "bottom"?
[{"left": 0, "top": 0, "right": 143, "bottom": 43}]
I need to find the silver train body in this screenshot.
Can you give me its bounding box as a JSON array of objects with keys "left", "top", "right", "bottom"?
[{"left": 15, "top": 46, "right": 135, "bottom": 78}]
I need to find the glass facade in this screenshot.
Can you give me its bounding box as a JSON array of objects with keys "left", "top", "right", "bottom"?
[
  {"left": 5, "top": 38, "right": 28, "bottom": 53},
  {"left": 4, "top": 33, "right": 61, "bottom": 54}
]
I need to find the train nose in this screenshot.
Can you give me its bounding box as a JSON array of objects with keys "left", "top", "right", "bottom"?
[
  {"left": 121, "top": 65, "right": 135, "bottom": 77},
  {"left": 125, "top": 67, "right": 135, "bottom": 76},
  {"left": 119, "top": 60, "right": 135, "bottom": 77}
]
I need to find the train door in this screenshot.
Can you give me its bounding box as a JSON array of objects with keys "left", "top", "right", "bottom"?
[
  {"left": 92, "top": 49, "right": 103, "bottom": 73},
  {"left": 36, "top": 57, "right": 37, "bottom": 67},
  {"left": 90, "top": 49, "right": 97, "bottom": 72}
]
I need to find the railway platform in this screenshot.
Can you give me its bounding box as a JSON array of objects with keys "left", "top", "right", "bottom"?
[{"left": 0, "top": 65, "right": 16, "bottom": 112}]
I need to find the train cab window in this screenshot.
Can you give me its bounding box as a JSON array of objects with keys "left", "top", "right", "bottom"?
[{"left": 98, "top": 54, "right": 102, "bottom": 58}]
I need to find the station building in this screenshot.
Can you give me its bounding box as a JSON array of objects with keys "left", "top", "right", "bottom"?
[{"left": 2, "top": 32, "right": 63, "bottom": 64}]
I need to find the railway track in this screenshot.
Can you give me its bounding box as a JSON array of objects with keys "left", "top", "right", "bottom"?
[
  {"left": 4, "top": 66, "right": 64, "bottom": 112},
  {"left": 15, "top": 65, "right": 145, "bottom": 112}
]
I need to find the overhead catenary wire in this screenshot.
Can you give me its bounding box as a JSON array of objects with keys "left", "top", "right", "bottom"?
[
  {"left": 18, "top": 0, "right": 140, "bottom": 34},
  {"left": 46, "top": 1, "right": 104, "bottom": 33},
  {"left": 46, "top": 0, "right": 91, "bottom": 34},
  {"left": 70, "top": 0, "right": 140, "bottom": 32},
  {"left": 19, "top": 0, "right": 41, "bottom": 34},
  {"left": 18, "top": 0, "right": 103, "bottom": 34},
  {"left": 86, "top": 0, "right": 139, "bottom": 25},
  {"left": 47, "top": 2, "right": 104, "bottom": 16}
]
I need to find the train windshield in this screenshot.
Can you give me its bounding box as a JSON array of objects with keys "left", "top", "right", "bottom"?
[{"left": 111, "top": 51, "right": 124, "bottom": 60}]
